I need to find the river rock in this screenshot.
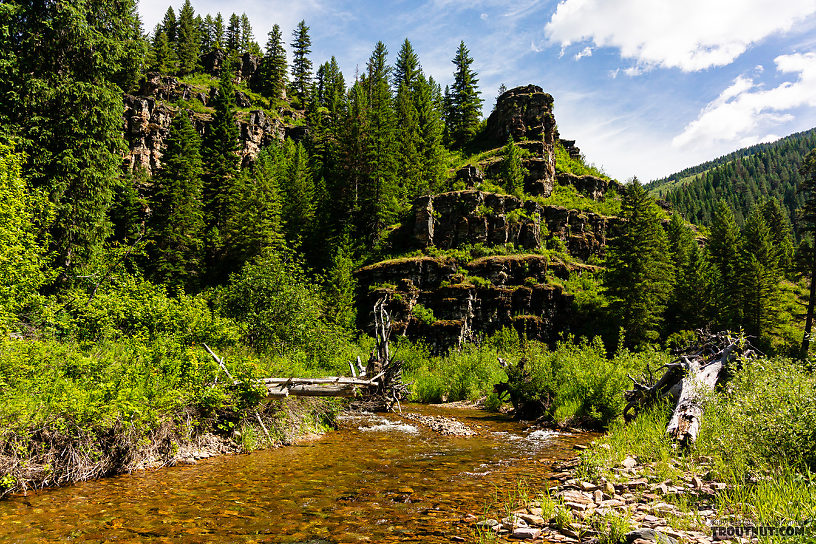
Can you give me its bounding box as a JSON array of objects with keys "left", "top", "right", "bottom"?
[
  {"left": 625, "top": 529, "right": 678, "bottom": 544},
  {"left": 476, "top": 519, "right": 499, "bottom": 529},
  {"left": 511, "top": 526, "right": 541, "bottom": 540},
  {"left": 622, "top": 456, "right": 638, "bottom": 469}
]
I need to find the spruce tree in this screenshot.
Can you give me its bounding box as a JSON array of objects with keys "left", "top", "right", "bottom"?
[
  {"left": 363, "top": 41, "right": 399, "bottom": 241},
  {"left": 225, "top": 145, "right": 284, "bottom": 266},
  {"left": 260, "top": 24, "right": 287, "bottom": 100},
  {"left": 281, "top": 139, "right": 315, "bottom": 246},
  {"left": 226, "top": 13, "right": 241, "bottom": 57},
  {"left": 394, "top": 39, "right": 420, "bottom": 88},
  {"left": 760, "top": 198, "right": 794, "bottom": 272},
  {"left": 799, "top": 148, "right": 816, "bottom": 357},
  {"left": 148, "top": 112, "right": 205, "bottom": 289},
  {"left": 324, "top": 234, "right": 357, "bottom": 332},
  {"left": 739, "top": 207, "right": 780, "bottom": 341},
  {"left": 604, "top": 182, "right": 674, "bottom": 346},
  {"left": 152, "top": 26, "right": 175, "bottom": 73},
  {"left": 446, "top": 41, "right": 482, "bottom": 148},
  {"left": 0, "top": 0, "right": 145, "bottom": 274},
  {"left": 290, "top": 20, "right": 313, "bottom": 105},
  {"left": 708, "top": 200, "right": 743, "bottom": 330},
  {"left": 415, "top": 74, "right": 446, "bottom": 193},
  {"left": 213, "top": 13, "right": 225, "bottom": 50},
  {"left": 202, "top": 64, "right": 240, "bottom": 274},
  {"left": 239, "top": 13, "right": 258, "bottom": 54},
  {"left": 501, "top": 135, "right": 526, "bottom": 197},
  {"left": 175, "top": 0, "right": 199, "bottom": 75},
  {"left": 161, "top": 7, "right": 177, "bottom": 44},
  {"left": 395, "top": 82, "right": 424, "bottom": 201},
  {"left": 201, "top": 14, "right": 214, "bottom": 53}
]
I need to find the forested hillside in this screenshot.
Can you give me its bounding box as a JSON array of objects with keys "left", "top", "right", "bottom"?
[{"left": 646, "top": 128, "right": 816, "bottom": 229}]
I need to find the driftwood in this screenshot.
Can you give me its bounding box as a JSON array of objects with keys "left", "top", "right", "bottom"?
[
  {"left": 203, "top": 297, "right": 410, "bottom": 412},
  {"left": 623, "top": 331, "right": 757, "bottom": 445}
]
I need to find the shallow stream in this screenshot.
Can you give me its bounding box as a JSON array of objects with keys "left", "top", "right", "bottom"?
[{"left": 0, "top": 404, "right": 590, "bottom": 543}]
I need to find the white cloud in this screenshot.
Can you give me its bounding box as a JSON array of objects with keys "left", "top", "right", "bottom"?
[
  {"left": 573, "top": 46, "right": 592, "bottom": 60},
  {"left": 480, "top": 12, "right": 489, "bottom": 20},
  {"left": 672, "top": 52, "right": 816, "bottom": 149},
  {"left": 545, "top": 0, "right": 816, "bottom": 72}
]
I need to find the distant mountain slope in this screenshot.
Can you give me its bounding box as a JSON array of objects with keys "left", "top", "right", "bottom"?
[{"left": 646, "top": 128, "right": 816, "bottom": 229}]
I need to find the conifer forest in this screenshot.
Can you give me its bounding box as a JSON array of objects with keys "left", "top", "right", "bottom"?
[{"left": 1, "top": 2, "right": 815, "bottom": 543}]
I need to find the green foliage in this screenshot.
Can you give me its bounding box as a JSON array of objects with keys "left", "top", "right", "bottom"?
[
  {"left": 0, "top": 143, "right": 49, "bottom": 329},
  {"left": 501, "top": 136, "right": 526, "bottom": 197},
  {"left": 411, "top": 303, "right": 437, "bottom": 326},
  {"left": 651, "top": 128, "right": 816, "bottom": 230},
  {"left": 148, "top": 112, "right": 205, "bottom": 290},
  {"left": 533, "top": 184, "right": 622, "bottom": 216},
  {"left": 554, "top": 139, "right": 609, "bottom": 179},
  {"left": 175, "top": 0, "right": 199, "bottom": 75},
  {"left": 445, "top": 41, "right": 482, "bottom": 149},
  {"left": 290, "top": 20, "right": 313, "bottom": 103},
  {"left": 258, "top": 24, "right": 287, "bottom": 100},
  {"left": 604, "top": 184, "right": 674, "bottom": 346},
  {"left": 499, "top": 338, "right": 664, "bottom": 427}
]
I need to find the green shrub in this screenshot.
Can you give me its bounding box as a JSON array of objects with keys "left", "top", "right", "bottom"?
[{"left": 411, "top": 303, "right": 437, "bottom": 326}]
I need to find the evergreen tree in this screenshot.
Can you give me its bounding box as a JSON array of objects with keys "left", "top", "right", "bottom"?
[
  {"left": 446, "top": 41, "right": 482, "bottom": 148},
  {"left": 213, "top": 13, "right": 225, "bottom": 50},
  {"left": 501, "top": 135, "right": 526, "bottom": 197},
  {"left": 148, "top": 112, "right": 205, "bottom": 289},
  {"left": 152, "top": 26, "right": 175, "bottom": 73},
  {"left": 201, "top": 14, "right": 214, "bottom": 53},
  {"left": 415, "top": 74, "right": 446, "bottom": 193},
  {"left": 239, "top": 13, "right": 259, "bottom": 54},
  {"left": 393, "top": 38, "right": 420, "bottom": 88},
  {"left": 290, "top": 20, "right": 313, "bottom": 104},
  {"left": 798, "top": 148, "right": 816, "bottom": 357},
  {"left": 161, "top": 6, "right": 177, "bottom": 44},
  {"left": 604, "top": 183, "right": 674, "bottom": 346},
  {"left": 760, "top": 198, "right": 794, "bottom": 272},
  {"left": 708, "top": 200, "right": 743, "bottom": 329},
  {"left": 175, "top": 0, "right": 199, "bottom": 75},
  {"left": 394, "top": 82, "right": 424, "bottom": 201},
  {"left": 281, "top": 139, "right": 315, "bottom": 245},
  {"left": 665, "top": 213, "right": 704, "bottom": 330},
  {"left": 226, "top": 13, "right": 241, "bottom": 57},
  {"left": 363, "top": 41, "right": 399, "bottom": 242},
  {"left": 202, "top": 65, "right": 240, "bottom": 275},
  {"left": 260, "top": 24, "right": 287, "bottom": 100},
  {"left": 739, "top": 207, "right": 780, "bottom": 341},
  {"left": 226, "top": 145, "right": 284, "bottom": 265},
  {"left": 0, "top": 0, "right": 146, "bottom": 274},
  {"left": 324, "top": 235, "right": 357, "bottom": 332}
]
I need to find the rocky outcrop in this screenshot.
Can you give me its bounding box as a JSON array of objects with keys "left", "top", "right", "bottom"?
[
  {"left": 408, "top": 190, "right": 615, "bottom": 261},
  {"left": 356, "top": 254, "right": 583, "bottom": 352},
  {"left": 123, "top": 92, "right": 288, "bottom": 174},
  {"left": 200, "top": 50, "right": 263, "bottom": 85},
  {"left": 556, "top": 172, "right": 613, "bottom": 201}
]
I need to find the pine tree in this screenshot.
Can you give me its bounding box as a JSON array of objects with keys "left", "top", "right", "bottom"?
[
  {"left": 226, "top": 13, "right": 241, "bottom": 57},
  {"left": 260, "top": 24, "right": 287, "bottom": 100},
  {"left": 213, "top": 13, "right": 225, "bottom": 50},
  {"left": 363, "top": 41, "right": 399, "bottom": 242},
  {"left": 760, "top": 198, "right": 794, "bottom": 272},
  {"left": 798, "top": 148, "right": 816, "bottom": 357},
  {"left": 225, "top": 145, "right": 284, "bottom": 266},
  {"left": 739, "top": 207, "right": 780, "bottom": 341},
  {"left": 151, "top": 26, "right": 175, "bottom": 73},
  {"left": 415, "top": 74, "right": 446, "bottom": 193},
  {"left": 604, "top": 182, "right": 674, "bottom": 346},
  {"left": 148, "top": 112, "right": 205, "bottom": 289},
  {"left": 0, "top": 0, "right": 146, "bottom": 274},
  {"left": 202, "top": 64, "right": 240, "bottom": 275},
  {"left": 446, "top": 41, "right": 482, "bottom": 148},
  {"left": 708, "top": 200, "right": 743, "bottom": 330},
  {"left": 395, "top": 82, "right": 423, "bottom": 201},
  {"left": 393, "top": 38, "right": 420, "bottom": 88},
  {"left": 281, "top": 139, "right": 315, "bottom": 246},
  {"left": 201, "top": 14, "right": 214, "bottom": 53},
  {"left": 175, "top": 0, "right": 199, "bottom": 75},
  {"left": 239, "top": 13, "right": 254, "bottom": 54},
  {"left": 290, "top": 20, "right": 313, "bottom": 105},
  {"left": 324, "top": 234, "right": 357, "bottom": 332},
  {"left": 501, "top": 135, "right": 526, "bottom": 197},
  {"left": 161, "top": 6, "right": 177, "bottom": 44}
]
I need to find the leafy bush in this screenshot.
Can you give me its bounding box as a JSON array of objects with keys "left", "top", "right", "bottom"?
[{"left": 411, "top": 303, "right": 437, "bottom": 325}]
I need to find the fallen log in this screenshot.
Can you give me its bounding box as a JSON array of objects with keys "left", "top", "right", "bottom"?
[
  {"left": 623, "top": 331, "right": 756, "bottom": 445},
  {"left": 265, "top": 384, "right": 359, "bottom": 397}
]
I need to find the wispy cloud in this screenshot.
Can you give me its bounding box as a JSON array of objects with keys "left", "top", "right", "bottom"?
[{"left": 673, "top": 52, "right": 816, "bottom": 149}]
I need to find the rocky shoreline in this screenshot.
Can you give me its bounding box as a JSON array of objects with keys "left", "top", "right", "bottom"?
[{"left": 473, "top": 447, "right": 743, "bottom": 544}]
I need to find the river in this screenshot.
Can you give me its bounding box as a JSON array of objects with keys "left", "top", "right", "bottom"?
[{"left": 0, "top": 404, "right": 590, "bottom": 543}]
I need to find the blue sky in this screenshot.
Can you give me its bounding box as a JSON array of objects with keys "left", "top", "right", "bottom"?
[{"left": 139, "top": 0, "right": 816, "bottom": 181}]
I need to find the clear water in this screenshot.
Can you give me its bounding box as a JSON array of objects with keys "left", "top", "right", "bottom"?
[{"left": 0, "top": 404, "right": 590, "bottom": 543}]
